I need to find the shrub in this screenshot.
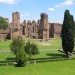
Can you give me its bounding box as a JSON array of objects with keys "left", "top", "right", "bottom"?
[
  {"left": 25, "top": 41, "right": 39, "bottom": 60},
  {"left": 10, "top": 37, "right": 24, "bottom": 54},
  {"left": 16, "top": 47, "right": 27, "bottom": 67},
  {"left": 10, "top": 37, "right": 27, "bottom": 67}
]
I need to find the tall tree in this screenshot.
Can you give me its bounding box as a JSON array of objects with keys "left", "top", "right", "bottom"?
[
  {"left": 0, "top": 16, "right": 8, "bottom": 29},
  {"left": 61, "top": 10, "right": 75, "bottom": 57}
]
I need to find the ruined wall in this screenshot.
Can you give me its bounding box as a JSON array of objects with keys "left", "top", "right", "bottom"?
[
  {"left": 0, "top": 12, "right": 62, "bottom": 39},
  {"left": 22, "top": 20, "right": 39, "bottom": 38},
  {"left": 39, "top": 13, "right": 49, "bottom": 39},
  {"left": 12, "top": 12, "right": 20, "bottom": 38},
  {"left": 54, "top": 23, "right": 62, "bottom": 37},
  {"left": 49, "top": 23, "right": 62, "bottom": 38},
  {"left": 0, "top": 29, "right": 11, "bottom": 39},
  {"left": 49, "top": 23, "right": 55, "bottom": 38}
]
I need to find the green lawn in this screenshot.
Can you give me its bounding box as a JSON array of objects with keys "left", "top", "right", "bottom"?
[
  {"left": 0, "top": 38, "right": 75, "bottom": 75},
  {"left": 0, "top": 52, "right": 75, "bottom": 75},
  {"left": 0, "top": 38, "right": 62, "bottom": 50},
  {"left": 0, "top": 60, "right": 75, "bottom": 75},
  {"left": 0, "top": 40, "right": 11, "bottom": 50}
]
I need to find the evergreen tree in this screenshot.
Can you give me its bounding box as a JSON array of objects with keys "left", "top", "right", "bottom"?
[{"left": 61, "top": 10, "right": 75, "bottom": 56}]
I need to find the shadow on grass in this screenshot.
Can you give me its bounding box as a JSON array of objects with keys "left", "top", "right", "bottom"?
[
  {"left": 30, "top": 53, "right": 68, "bottom": 63},
  {"left": 0, "top": 57, "right": 16, "bottom": 66},
  {"left": 46, "top": 53, "right": 66, "bottom": 58},
  {"left": 0, "top": 53, "right": 75, "bottom": 66}
]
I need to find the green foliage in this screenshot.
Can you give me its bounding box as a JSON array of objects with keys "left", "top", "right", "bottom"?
[
  {"left": 16, "top": 47, "right": 27, "bottom": 67},
  {"left": 61, "top": 10, "right": 75, "bottom": 55},
  {"left": 31, "top": 43, "right": 39, "bottom": 55},
  {"left": 24, "top": 41, "right": 31, "bottom": 56},
  {"left": 25, "top": 41, "right": 39, "bottom": 59},
  {"left": 10, "top": 37, "right": 27, "bottom": 67},
  {"left": 0, "top": 16, "right": 8, "bottom": 29},
  {"left": 10, "top": 37, "right": 24, "bottom": 54}
]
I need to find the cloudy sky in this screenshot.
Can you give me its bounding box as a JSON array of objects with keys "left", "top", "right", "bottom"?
[{"left": 0, "top": 0, "right": 75, "bottom": 23}]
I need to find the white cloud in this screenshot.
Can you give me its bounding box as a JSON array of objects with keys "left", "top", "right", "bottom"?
[
  {"left": 0, "top": 0, "right": 20, "bottom": 4},
  {"left": 49, "top": 8, "right": 55, "bottom": 11},
  {"left": 63, "top": 0, "right": 74, "bottom": 5},
  {"left": 55, "top": 0, "right": 75, "bottom": 7}
]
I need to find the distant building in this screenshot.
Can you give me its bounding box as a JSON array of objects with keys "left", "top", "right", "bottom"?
[{"left": 0, "top": 12, "right": 62, "bottom": 39}]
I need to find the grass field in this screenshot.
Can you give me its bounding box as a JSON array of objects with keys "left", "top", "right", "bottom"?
[
  {"left": 0, "top": 38, "right": 75, "bottom": 75},
  {"left": 0, "top": 40, "right": 11, "bottom": 50},
  {"left": 0, "top": 38, "right": 62, "bottom": 50}
]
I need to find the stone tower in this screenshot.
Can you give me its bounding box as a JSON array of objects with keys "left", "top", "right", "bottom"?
[
  {"left": 12, "top": 12, "right": 20, "bottom": 38},
  {"left": 39, "top": 13, "right": 49, "bottom": 39}
]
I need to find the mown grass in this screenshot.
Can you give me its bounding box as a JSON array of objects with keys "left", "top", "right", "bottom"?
[
  {"left": 0, "top": 52, "right": 75, "bottom": 75},
  {"left": 0, "top": 38, "right": 62, "bottom": 50},
  {"left": 0, "top": 40, "right": 11, "bottom": 50},
  {"left": 0, "top": 38, "right": 75, "bottom": 75},
  {"left": 0, "top": 61, "right": 75, "bottom": 75}
]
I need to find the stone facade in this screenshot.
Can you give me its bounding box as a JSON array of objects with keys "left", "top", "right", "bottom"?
[
  {"left": 0, "top": 12, "right": 62, "bottom": 39},
  {"left": 49, "top": 23, "right": 62, "bottom": 38},
  {"left": 39, "top": 13, "right": 49, "bottom": 39},
  {"left": 0, "top": 29, "right": 11, "bottom": 39},
  {"left": 22, "top": 20, "right": 39, "bottom": 38},
  {"left": 11, "top": 12, "right": 21, "bottom": 39}
]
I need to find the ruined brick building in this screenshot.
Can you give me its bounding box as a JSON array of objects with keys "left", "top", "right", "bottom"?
[{"left": 0, "top": 12, "right": 62, "bottom": 39}]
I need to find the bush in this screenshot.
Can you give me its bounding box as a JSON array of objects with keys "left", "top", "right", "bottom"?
[
  {"left": 31, "top": 43, "right": 39, "bottom": 55},
  {"left": 10, "top": 37, "right": 27, "bottom": 67},
  {"left": 10, "top": 37, "right": 24, "bottom": 54},
  {"left": 25, "top": 41, "right": 39, "bottom": 60},
  {"left": 16, "top": 47, "right": 27, "bottom": 67}
]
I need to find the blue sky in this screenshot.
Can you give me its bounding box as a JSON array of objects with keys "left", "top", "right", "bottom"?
[{"left": 0, "top": 0, "right": 75, "bottom": 23}]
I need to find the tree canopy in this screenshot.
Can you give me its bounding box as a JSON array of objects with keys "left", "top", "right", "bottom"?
[{"left": 0, "top": 16, "right": 8, "bottom": 29}]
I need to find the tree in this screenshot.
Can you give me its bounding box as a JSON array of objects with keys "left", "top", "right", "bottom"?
[
  {"left": 10, "top": 37, "right": 27, "bottom": 67},
  {"left": 10, "top": 36, "right": 24, "bottom": 54},
  {"left": 0, "top": 16, "right": 8, "bottom": 29},
  {"left": 61, "top": 10, "right": 75, "bottom": 57},
  {"left": 16, "top": 47, "right": 27, "bottom": 67},
  {"left": 25, "top": 41, "right": 39, "bottom": 60}
]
